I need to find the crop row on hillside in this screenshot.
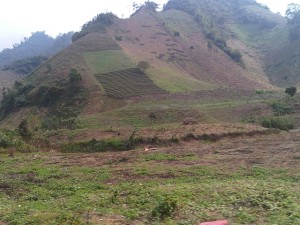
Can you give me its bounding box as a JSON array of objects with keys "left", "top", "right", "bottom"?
[{"left": 95, "top": 68, "right": 166, "bottom": 99}]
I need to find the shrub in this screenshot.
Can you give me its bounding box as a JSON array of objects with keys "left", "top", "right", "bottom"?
[
  {"left": 285, "top": 86, "right": 297, "bottom": 97},
  {"left": 0, "top": 131, "right": 13, "bottom": 148},
  {"left": 33, "top": 85, "right": 64, "bottom": 107},
  {"left": 41, "top": 115, "right": 77, "bottom": 130},
  {"left": 115, "top": 36, "right": 123, "bottom": 41},
  {"left": 69, "top": 69, "right": 82, "bottom": 84},
  {"left": 183, "top": 117, "right": 198, "bottom": 125},
  {"left": 152, "top": 195, "right": 179, "bottom": 219},
  {"left": 62, "top": 132, "right": 140, "bottom": 153},
  {"left": 3, "top": 56, "right": 48, "bottom": 74},
  {"left": 62, "top": 138, "right": 131, "bottom": 153},
  {"left": 0, "top": 130, "right": 33, "bottom": 152},
  {"left": 138, "top": 61, "right": 150, "bottom": 72},
  {"left": 260, "top": 116, "right": 295, "bottom": 131},
  {"left": 18, "top": 119, "right": 32, "bottom": 140},
  {"left": 174, "top": 31, "right": 180, "bottom": 37},
  {"left": 271, "top": 101, "right": 292, "bottom": 116},
  {"left": 148, "top": 112, "right": 158, "bottom": 120}
]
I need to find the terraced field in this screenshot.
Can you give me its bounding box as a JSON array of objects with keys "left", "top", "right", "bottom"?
[{"left": 95, "top": 68, "right": 166, "bottom": 99}]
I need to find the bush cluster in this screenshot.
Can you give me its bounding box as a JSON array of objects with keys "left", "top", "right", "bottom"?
[
  {"left": 260, "top": 116, "right": 294, "bottom": 131},
  {"left": 152, "top": 195, "right": 179, "bottom": 219},
  {"left": 72, "top": 13, "right": 116, "bottom": 42}
]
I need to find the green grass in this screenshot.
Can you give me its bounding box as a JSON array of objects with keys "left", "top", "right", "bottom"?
[
  {"left": 0, "top": 153, "right": 299, "bottom": 224},
  {"left": 147, "top": 67, "right": 216, "bottom": 93},
  {"left": 84, "top": 50, "right": 135, "bottom": 74},
  {"left": 76, "top": 94, "right": 270, "bottom": 130},
  {"left": 95, "top": 68, "right": 165, "bottom": 99}
]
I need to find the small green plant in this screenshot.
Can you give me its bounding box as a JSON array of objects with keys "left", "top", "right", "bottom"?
[{"left": 152, "top": 195, "right": 179, "bottom": 220}]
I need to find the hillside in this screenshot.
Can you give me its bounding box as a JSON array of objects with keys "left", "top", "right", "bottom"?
[{"left": 108, "top": 8, "right": 273, "bottom": 93}]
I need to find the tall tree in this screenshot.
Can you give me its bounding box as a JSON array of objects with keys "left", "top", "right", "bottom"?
[
  {"left": 144, "top": 1, "right": 159, "bottom": 11},
  {"left": 286, "top": 3, "right": 300, "bottom": 21}
]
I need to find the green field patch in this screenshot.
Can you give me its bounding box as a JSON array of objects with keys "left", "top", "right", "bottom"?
[
  {"left": 0, "top": 153, "right": 299, "bottom": 225},
  {"left": 84, "top": 50, "right": 135, "bottom": 74},
  {"left": 147, "top": 67, "right": 216, "bottom": 93},
  {"left": 95, "top": 68, "right": 165, "bottom": 99}
]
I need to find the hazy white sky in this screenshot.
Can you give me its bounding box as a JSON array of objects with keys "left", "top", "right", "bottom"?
[{"left": 0, "top": 0, "right": 299, "bottom": 51}]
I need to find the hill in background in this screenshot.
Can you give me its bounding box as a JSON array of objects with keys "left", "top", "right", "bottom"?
[
  {"left": 0, "top": 31, "right": 74, "bottom": 69},
  {"left": 0, "top": 31, "right": 74, "bottom": 99}
]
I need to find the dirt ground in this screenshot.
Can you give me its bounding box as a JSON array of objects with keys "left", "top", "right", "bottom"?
[{"left": 46, "top": 129, "right": 300, "bottom": 173}]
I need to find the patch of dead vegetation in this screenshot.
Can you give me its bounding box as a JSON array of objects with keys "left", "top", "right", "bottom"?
[{"left": 44, "top": 130, "right": 300, "bottom": 179}]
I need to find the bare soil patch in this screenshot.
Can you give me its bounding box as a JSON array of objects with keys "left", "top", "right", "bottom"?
[{"left": 45, "top": 130, "right": 300, "bottom": 177}]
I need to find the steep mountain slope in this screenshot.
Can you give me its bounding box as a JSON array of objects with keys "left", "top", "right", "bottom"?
[
  {"left": 108, "top": 8, "right": 272, "bottom": 92},
  {"left": 1, "top": 0, "right": 292, "bottom": 129}
]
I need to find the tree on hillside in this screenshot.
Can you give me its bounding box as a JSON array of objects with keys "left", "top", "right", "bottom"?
[
  {"left": 132, "top": 2, "right": 140, "bottom": 11},
  {"left": 286, "top": 4, "right": 300, "bottom": 40},
  {"left": 18, "top": 119, "right": 31, "bottom": 140},
  {"left": 131, "top": 1, "right": 159, "bottom": 16},
  {"left": 3, "top": 56, "right": 48, "bottom": 75},
  {"left": 138, "top": 61, "right": 150, "bottom": 72},
  {"left": 286, "top": 3, "right": 300, "bottom": 21},
  {"left": 285, "top": 86, "right": 297, "bottom": 97},
  {"left": 72, "top": 13, "right": 117, "bottom": 42},
  {"left": 0, "top": 31, "right": 73, "bottom": 69},
  {"left": 69, "top": 69, "right": 82, "bottom": 88},
  {"left": 144, "top": 1, "right": 159, "bottom": 11}
]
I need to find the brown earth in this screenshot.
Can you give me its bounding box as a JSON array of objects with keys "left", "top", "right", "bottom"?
[
  {"left": 108, "top": 10, "right": 273, "bottom": 91},
  {"left": 45, "top": 129, "right": 300, "bottom": 174}
]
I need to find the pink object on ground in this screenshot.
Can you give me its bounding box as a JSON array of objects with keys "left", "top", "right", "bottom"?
[{"left": 199, "top": 220, "right": 229, "bottom": 225}]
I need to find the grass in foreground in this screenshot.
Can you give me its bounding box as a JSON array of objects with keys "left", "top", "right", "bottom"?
[{"left": 0, "top": 150, "right": 299, "bottom": 225}]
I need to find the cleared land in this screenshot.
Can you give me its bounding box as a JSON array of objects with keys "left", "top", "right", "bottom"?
[{"left": 0, "top": 130, "right": 299, "bottom": 225}]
